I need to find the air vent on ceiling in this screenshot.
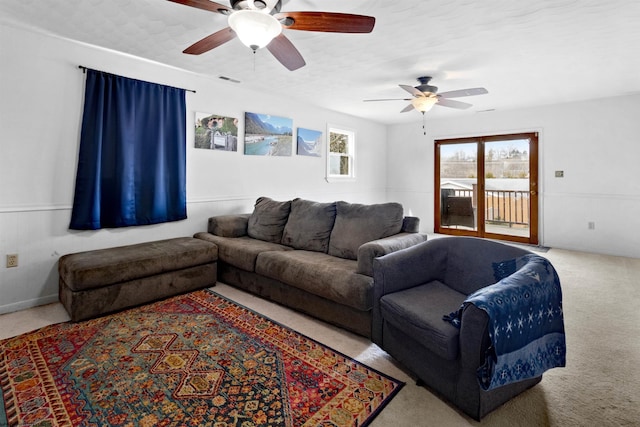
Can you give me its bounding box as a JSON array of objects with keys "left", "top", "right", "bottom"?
[{"left": 218, "top": 75, "right": 241, "bottom": 84}]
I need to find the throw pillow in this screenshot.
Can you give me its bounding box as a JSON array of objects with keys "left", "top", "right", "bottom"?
[
  {"left": 247, "top": 197, "right": 291, "bottom": 243},
  {"left": 281, "top": 199, "right": 337, "bottom": 252},
  {"left": 328, "top": 201, "right": 404, "bottom": 260}
]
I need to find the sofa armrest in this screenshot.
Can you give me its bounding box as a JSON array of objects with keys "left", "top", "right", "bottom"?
[
  {"left": 401, "top": 216, "right": 420, "bottom": 233},
  {"left": 357, "top": 232, "right": 428, "bottom": 277},
  {"left": 455, "top": 304, "right": 492, "bottom": 413},
  {"left": 459, "top": 304, "right": 491, "bottom": 373},
  {"left": 207, "top": 214, "right": 250, "bottom": 237},
  {"left": 371, "top": 240, "right": 446, "bottom": 344}
]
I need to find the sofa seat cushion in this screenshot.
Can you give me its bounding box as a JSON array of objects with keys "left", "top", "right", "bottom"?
[
  {"left": 380, "top": 280, "right": 466, "bottom": 361},
  {"left": 281, "top": 198, "right": 336, "bottom": 253},
  {"left": 255, "top": 250, "right": 373, "bottom": 311},
  {"left": 59, "top": 237, "right": 217, "bottom": 292},
  {"left": 196, "top": 234, "right": 292, "bottom": 272},
  {"left": 328, "top": 201, "right": 404, "bottom": 260}
]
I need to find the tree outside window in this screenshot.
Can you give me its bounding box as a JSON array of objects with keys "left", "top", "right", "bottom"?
[{"left": 327, "top": 126, "right": 355, "bottom": 180}]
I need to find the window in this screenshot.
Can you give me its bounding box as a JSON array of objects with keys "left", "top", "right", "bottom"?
[
  {"left": 326, "top": 126, "right": 355, "bottom": 181},
  {"left": 434, "top": 132, "right": 539, "bottom": 245}
]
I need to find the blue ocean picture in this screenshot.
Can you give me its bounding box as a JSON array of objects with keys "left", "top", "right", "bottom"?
[
  {"left": 244, "top": 112, "right": 293, "bottom": 156},
  {"left": 297, "top": 128, "right": 323, "bottom": 157}
]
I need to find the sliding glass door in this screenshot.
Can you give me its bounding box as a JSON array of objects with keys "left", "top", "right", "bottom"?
[{"left": 435, "top": 133, "right": 539, "bottom": 245}]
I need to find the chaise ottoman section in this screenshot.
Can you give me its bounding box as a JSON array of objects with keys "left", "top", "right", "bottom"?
[{"left": 58, "top": 237, "right": 218, "bottom": 321}]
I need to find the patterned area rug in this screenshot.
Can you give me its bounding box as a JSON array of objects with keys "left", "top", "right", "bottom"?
[{"left": 0, "top": 290, "right": 403, "bottom": 426}]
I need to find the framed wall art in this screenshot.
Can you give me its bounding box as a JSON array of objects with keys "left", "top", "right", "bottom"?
[
  {"left": 194, "top": 112, "right": 238, "bottom": 152},
  {"left": 296, "top": 127, "right": 323, "bottom": 157},
  {"left": 244, "top": 112, "right": 292, "bottom": 156}
]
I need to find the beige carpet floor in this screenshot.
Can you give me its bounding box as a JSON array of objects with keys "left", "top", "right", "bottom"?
[{"left": 1, "top": 247, "right": 639, "bottom": 426}]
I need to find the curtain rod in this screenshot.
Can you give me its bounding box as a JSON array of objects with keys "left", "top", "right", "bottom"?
[{"left": 78, "top": 65, "right": 196, "bottom": 93}]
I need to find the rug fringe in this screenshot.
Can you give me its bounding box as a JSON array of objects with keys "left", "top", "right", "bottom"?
[{"left": 1, "top": 353, "right": 18, "bottom": 424}]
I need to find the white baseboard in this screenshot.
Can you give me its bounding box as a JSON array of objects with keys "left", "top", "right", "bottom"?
[{"left": 0, "top": 294, "right": 59, "bottom": 315}]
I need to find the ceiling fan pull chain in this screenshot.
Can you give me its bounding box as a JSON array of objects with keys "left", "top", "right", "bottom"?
[{"left": 422, "top": 112, "right": 426, "bottom": 136}]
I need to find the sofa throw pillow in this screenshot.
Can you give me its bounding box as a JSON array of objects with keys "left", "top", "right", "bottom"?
[
  {"left": 328, "top": 201, "right": 404, "bottom": 260},
  {"left": 247, "top": 197, "right": 291, "bottom": 243},
  {"left": 281, "top": 199, "right": 337, "bottom": 252}
]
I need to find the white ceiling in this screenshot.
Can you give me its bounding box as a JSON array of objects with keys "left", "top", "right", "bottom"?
[{"left": 2, "top": 0, "right": 640, "bottom": 125}]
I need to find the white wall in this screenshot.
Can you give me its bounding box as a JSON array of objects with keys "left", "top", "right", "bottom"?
[
  {"left": 3, "top": 21, "right": 638, "bottom": 316},
  {"left": 387, "top": 95, "right": 640, "bottom": 258},
  {"left": 0, "top": 23, "right": 388, "bottom": 314}
]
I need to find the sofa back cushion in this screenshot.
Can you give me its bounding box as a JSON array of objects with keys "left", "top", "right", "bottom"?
[
  {"left": 247, "top": 197, "right": 291, "bottom": 243},
  {"left": 439, "top": 237, "right": 531, "bottom": 294},
  {"left": 328, "top": 201, "right": 404, "bottom": 260},
  {"left": 281, "top": 199, "right": 337, "bottom": 252}
]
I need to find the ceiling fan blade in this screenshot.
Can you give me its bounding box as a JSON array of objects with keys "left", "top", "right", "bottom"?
[
  {"left": 166, "top": 0, "right": 231, "bottom": 14},
  {"left": 267, "top": 33, "right": 306, "bottom": 71},
  {"left": 436, "top": 98, "right": 473, "bottom": 109},
  {"left": 183, "top": 27, "right": 236, "bottom": 55},
  {"left": 438, "top": 87, "right": 488, "bottom": 98},
  {"left": 363, "top": 98, "right": 412, "bottom": 102},
  {"left": 400, "top": 84, "right": 424, "bottom": 98},
  {"left": 274, "top": 12, "right": 375, "bottom": 33},
  {"left": 400, "top": 104, "right": 415, "bottom": 113}
]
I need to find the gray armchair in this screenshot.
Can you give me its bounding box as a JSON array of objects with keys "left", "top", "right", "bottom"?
[{"left": 372, "top": 237, "right": 564, "bottom": 420}]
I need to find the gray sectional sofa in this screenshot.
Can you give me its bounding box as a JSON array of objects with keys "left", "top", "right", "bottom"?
[{"left": 194, "top": 197, "right": 427, "bottom": 337}]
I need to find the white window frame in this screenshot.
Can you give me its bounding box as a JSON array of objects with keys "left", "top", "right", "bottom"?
[{"left": 326, "top": 125, "right": 356, "bottom": 182}]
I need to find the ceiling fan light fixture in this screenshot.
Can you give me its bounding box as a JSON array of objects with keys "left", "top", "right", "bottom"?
[
  {"left": 412, "top": 96, "right": 438, "bottom": 112},
  {"left": 228, "top": 9, "right": 282, "bottom": 51}
]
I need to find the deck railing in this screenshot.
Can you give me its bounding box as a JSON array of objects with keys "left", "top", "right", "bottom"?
[{"left": 444, "top": 189, "right": 530, "bottom": 228}]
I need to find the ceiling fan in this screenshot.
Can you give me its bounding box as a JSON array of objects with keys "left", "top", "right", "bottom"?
[
  {"left": 167, "top": 0, "right": 376, "bottom": 71},
  {"left": 365, "top": 76, "right": 488, "bottom": 114}
]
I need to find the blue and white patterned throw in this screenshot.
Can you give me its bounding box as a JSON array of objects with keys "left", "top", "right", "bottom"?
[{"left": 445, "top": 254, "right": 566, "bottom": 390}]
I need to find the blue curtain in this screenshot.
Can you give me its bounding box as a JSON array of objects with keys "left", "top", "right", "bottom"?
[{"left": 70, "top": 69, "right": 187, "bottom": 230}]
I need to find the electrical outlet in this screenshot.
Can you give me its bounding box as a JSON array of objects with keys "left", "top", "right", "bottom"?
[
  {"left": 555, "top": 170, "right": 564, "bottom": 178},
  {"left": 6, "top": 254, "right": 18, "bottom": 268},
  {"left": 588, "top": 222, "right": 595, "bottom": 230}
]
